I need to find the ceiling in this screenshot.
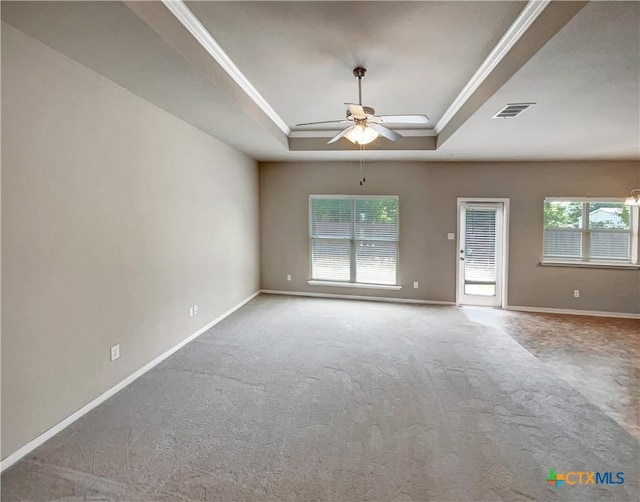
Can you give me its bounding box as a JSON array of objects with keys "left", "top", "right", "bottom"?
[{"left": 2, "top": 1, "right": 639, "bottom": 162}]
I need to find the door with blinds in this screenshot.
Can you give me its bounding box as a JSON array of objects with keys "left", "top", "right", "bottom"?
[{"left": 458, "top": 202, "right": 505, "bottom": 307}]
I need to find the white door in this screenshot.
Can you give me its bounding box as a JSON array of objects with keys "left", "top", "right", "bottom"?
[{"left": 458, "top": 202, "right": 504, "bottom": 307}]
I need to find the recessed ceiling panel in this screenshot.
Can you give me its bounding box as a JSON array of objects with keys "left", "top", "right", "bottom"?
[{"left": 186, "top": 1, "right": 526, "bottom": 128}]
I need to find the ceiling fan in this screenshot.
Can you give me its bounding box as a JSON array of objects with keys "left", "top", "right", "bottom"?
[{"left": 295, "top": 67, "right": 429, "bottom": 145}]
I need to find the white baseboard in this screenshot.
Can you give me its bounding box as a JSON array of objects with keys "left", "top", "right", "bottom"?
[
  {"left": 0, "top": 290, "right": 260, "bottom": 472},
  {"left": 261, "top": 291, "right": 637, "bottom": 318},
  {"left": 506, "top": 305, "right": 640, "bottom": 319},
  {"left": 260, "top": 289, "right": 455, "bottom": 306}
]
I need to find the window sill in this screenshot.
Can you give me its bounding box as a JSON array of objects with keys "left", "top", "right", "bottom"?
[
  {"left": 307, "top": 280, "right": 402, "bottom": 290},
  {"left": 540, "top": 261, "right": 640, "bottom": 270}
]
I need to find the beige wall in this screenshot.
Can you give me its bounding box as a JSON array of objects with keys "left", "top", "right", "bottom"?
[
  {"left": 260, "top": 161, "right": 640, "bottom": 314},
  {"left": 1, "top": 25, "right": 260, "bottom": 459}
]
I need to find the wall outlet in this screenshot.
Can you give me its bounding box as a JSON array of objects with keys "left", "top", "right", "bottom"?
[
  {"left": 413, "top": 281, "right": 419, "bottom": 289},
  {"left": 447, "top": 233, "right": 455, "bottom": 240},
  {"left": 189, "top": 306, "right": 194, "bottom": 317},
  {"left": 110, "top": 344, "right": 120, "bottom": 362},
  {"left": 193, "top": 304, "right": 198, "bottom": 315},
  {"left": 573, "top": 290, "right": 580, "bottom": 298},
  {"left": 287, "top": 274, "right": 292, "bottom": 281}
]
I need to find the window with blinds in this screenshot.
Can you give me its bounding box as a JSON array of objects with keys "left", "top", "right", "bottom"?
[
  {"left": 464, "top": 208, "right": 497, "bottom": 296},
  {"left": 310, "top": 196, "right": 399, "bottom": 285},
  {"left": 542, "top": 199, "right": 638, "bottom": 265}
]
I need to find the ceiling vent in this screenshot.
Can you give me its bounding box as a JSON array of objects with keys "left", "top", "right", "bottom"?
[{"left": 492, "top": 102, "right": 535, "bottom": 119}]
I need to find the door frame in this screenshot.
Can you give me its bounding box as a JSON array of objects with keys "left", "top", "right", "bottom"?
[{"left": 456, "top": 198, "right": 510, "bottom": 308}]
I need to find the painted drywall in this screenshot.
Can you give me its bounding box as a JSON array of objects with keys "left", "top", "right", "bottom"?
[
  {"left": 260, "top": 161, "right": 640, "bottom": 314},
  {"left": 1, "top": 24, "right": 260, "bottom": 459}
]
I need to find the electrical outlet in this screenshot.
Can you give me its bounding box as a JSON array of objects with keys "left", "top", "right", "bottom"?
[
  {"left": 447, "top": 233, "right": 455, "bottom": 240},
  {"left": 110, "top": 344, "right": 120, "bottom": 362},
  {"left": 287, "top": 274, "right": 292, "bottom": 281},
  {"left": 193, "top": 305, "right": 198, "bottom": 315},
  {"left": 413, "top": 281, "right": 419, "bottom": 289},
  {"left": 573, "top": 290, "right": 580, "bottom": 298},
  {"left": 189, "top": 306, "right": 194, "bottom": 317}
]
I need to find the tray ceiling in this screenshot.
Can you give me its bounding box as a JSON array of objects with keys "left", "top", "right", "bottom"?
[{"left": 2, "top": 1, "right": 638, "bottom": 162}]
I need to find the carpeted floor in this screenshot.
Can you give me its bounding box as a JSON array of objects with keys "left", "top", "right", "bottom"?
[{"left": 2, "top": 294, "right": 638, "bottom": 501}]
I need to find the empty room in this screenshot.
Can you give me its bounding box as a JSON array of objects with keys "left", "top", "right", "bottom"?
[{"left": 1, "top": 1, "right": 639, "bottom": 501}]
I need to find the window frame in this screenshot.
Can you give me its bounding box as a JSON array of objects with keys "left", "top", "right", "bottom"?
[
  {"left": 308, "top": 195, "right": 400, "bottom": 288},
  {"left": 542, "top": 197, "right": 639, "bottom": 268}
]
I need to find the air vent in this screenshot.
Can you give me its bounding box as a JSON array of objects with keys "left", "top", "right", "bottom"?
[{"left": 492, "top": 102, "right": 535, "bottom": 119}]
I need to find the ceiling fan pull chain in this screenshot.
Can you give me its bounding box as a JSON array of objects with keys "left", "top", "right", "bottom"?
[
  {"left": 359, "top": 144, "right": 366, "bottom": 186},
  {"left": 359, "top": 145, "right": 363, "bottom": 185},
  {"left": 362, "top": 144, "right": 366, "bottom": 183}
]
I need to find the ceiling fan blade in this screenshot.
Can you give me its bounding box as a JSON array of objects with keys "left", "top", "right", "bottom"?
[
  {"left": 295, "top": 119, "right": 348, "bottom": 127},
  {"left": 327, "top": 125, "right": 355, "bottom": 144},
  {"left": 369, "top": 123, "right": 402, "bottom": 141},
  {"left": 345, "top": 103, "right": 365, "bottom": 118},
  {"left": 377, "top": 114, "right": 430, "bottom": 125}
]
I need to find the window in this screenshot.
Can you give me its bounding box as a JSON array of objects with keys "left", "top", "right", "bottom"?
[
  {"left": 310, "top": 196, "right": 399, "bottom": 285},
  {"left": 543, "top": 199, "right": 639, "bottom": 266}
]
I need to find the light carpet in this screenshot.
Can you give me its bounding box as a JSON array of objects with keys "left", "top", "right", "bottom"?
[{"left": 2, "top": 294, "right": 638, "bottom": 501}]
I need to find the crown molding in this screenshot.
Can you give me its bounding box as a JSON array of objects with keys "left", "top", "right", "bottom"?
[
  {"left": 161, "top": 0, "right": 290, "bottom": 136},
  {"left": 289, "top": 129, "right": 437, "bottom": 139},
  {"left": 434, "top": 0, "right": 551, "bottom": 135}
]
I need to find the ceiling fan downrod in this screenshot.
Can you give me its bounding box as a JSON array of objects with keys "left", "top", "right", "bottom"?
[{"left": 353, "top": 67, "right": 366, "bottom": 105}]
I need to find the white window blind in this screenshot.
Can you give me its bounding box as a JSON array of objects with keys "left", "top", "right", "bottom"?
[
  {"left": 542, "top": 199, "right": 638, "bottom": 265},
  {"left": 464, "top": 208, "right": 497, "bottom": 296},
  {"left": 310, "top": 196, "right": 399, "bottom": 285}
]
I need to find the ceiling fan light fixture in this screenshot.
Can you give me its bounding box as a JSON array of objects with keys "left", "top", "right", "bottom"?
[
  {"left": 296, "top": 67, "right": 429, "bottom": 146},
  {"left": 623, "top": 188, "right": 640, "bottom": 206},
  {"left": 345, "top": 124, "right": 379, "bottom": 145}
]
